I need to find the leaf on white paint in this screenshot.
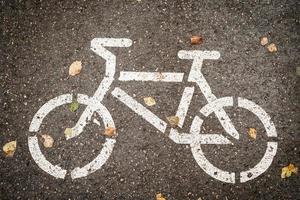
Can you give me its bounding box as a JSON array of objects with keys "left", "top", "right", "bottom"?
[
  {"left": 103, "top": 127, "right": 116, "bottom": 137},
  {"left": 64, "top": 128, "right": 73, "bottom": 138},
  {"left": 3, "top": 140, "right": 17, "bottom": 157},
  {"left": 143, "top": 97, "right": 156, "bottom": 106},
  {"left": 41, "top": 134, "right": 54, "bottom": 148},
  {"left": 69, "top": 61, "right": 82, "bottom": 76},
  {"left": 69, "top": 99, "right": 79, "bottom": 112},
  {"left": 166, "top": 116, "right": 179, "bottom": 127}
]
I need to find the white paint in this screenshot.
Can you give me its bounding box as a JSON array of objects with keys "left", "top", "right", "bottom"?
[
  {"left": 71, "top": 138, "right": 116, "bottom": 179},
  {"left": 238, "top": 97, "right": 277, "bottom": 137},
  {"left": 29, "top": 94, "right": 116, "bottom": 179},
  {"left": 240, "top": 142, "right": 277, "bottom": 182},
  {"left": 93, "top": 118, "right": 101, "bottom": 126},
  {"left": 29, "top": 94, "right": 72, "bottom": 132},
  {"left": 190, "top": 140, "right": 236, "bottom": 183},
  {"left": 28, "top": 39, "right": 278, "bottom": 183},
  {"left": 169, "top": 116, "right": 233, "bottom": 145},
  {"left": 69, "top": 38, "right": 132, "bottom": 139},
  {"left": 112, "top": 87, "right": 167, "bottom": 133},
  {"left": 119, "top": 71, "right": 184, "bottom": 82},
  {"left": 28, "top": 136, "right": 67, "bottom": 179},
  {"left": 190, "top": 96, "right": 277, "bottom": 183},
  {"left": 175, "top": 87, "right": 194, "bottom": 128},
  {"left": 178, "top": 50, "right": 240, "bottom": 140}
]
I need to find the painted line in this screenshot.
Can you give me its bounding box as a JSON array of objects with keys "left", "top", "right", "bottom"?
[
  {"left": 178, "top": 50, "right": 239, "bottom": 140},
  {"left": 238, "top": 97, "right": 277, "bottom": 137},
  {"left": 28, "top": 136, "right": 67, "bottom": 179},
  {"left": 240, "top": 142, "right": 277, "bottom": 182},
  {"left": 119, "top": 71, "right": 184, "bottom": 82},
  {"left": 112, "top": 87, "right": 167, "bottom": 133},
  {"left": 29, "top": 94, "right": 72, "bottom": 132},
  {"left": 199, "top": 97, "right": 239, "bottom": 140},
  {"left": 70, "top": 38, "right": 132, "bottom": 139},
  {"left": 29, "top": 93, "right": 116, "bottom": 179},
  {"left": 175, "top": 87, "right": 194, "bottom": 128},
  {"left": 93, "top": 118, "right": 101, "bottom": 126},
  {"left": 91, "top": 38, "right": 132, "bottom": 48},
  {"left": 71, "top": 138, "right": 116, "bottom": 179},
  {"left": 190, "top": 140, "right": 235, "bottom": 183}
]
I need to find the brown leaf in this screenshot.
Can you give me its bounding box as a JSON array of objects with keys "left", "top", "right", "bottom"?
[
  {"left": 69, "top": 61, "right": 82, "bottom": 76},
  {"left": 3, "top": 140, "right": 17, "bottom": 157},
  {"left": 144, "top": 97, "right": 156, "bottom": 106},
  {"left": 267, "top": 43, "right": 277, "bottom": 53},
  {"left": 156, "top": 193, "right": 166, "bottom": 200},
  {"left": 191, "top": 36, "right": 203, "bottom": 45},
  {"left": 41, "top": 134, "right": 54, "bottom": 148},
  {"left": 166, "top": 116, "right": 179, "bottom": 127},
  {"left": 103, "top": 127, "right": 116, "bottom": 137},
  {"left": 260, "top": 36, "right": 268, "bottom": 46},
  {"left": 248, "top": 128, "right": 257, "bottom": 139}
]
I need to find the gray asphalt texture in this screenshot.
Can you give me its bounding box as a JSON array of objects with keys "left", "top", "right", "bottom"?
[{"left": 0, "top": 0, "right": 299, "bottom": 199}]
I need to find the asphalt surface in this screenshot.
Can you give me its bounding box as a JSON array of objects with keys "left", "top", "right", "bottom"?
[{"left": 0, "top": 0, "right": 299, "bottom": 199}]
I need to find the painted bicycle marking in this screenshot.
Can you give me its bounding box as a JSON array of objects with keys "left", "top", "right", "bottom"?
[{"left": 28, "top": 38, "right": 277, "bottom": 183}]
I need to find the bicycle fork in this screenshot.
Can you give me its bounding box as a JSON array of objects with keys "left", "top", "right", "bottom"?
[
  {"left": 67, "top": 38, "right": 132, "bottom": 139},
  {"left": 169, "top": 50, "right": 240, "bottom": 145}
]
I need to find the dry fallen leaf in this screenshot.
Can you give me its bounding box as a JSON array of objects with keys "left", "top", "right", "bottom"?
[
  {"left": 69, "top": 61, "right": 82, "bottom": 76},
  {"left": 157, "top": 73, "right": 165, "bottom": 81},
  {"left": 64, "top": 128, "right": 73, "bottom": 138},
  {"left": 260, "top": 36, "right": 268, "bottom": 46},
  {"left": 281, "top": 163, "right": 298, "bottom": 178},
  {"left": 191, "top": 36, "right": 203, "bottom": 45},
  {"left": 248, "top": 128, "right": 257, "bottom": 139},
  {"left": 3, "top": 140, "right": 17, "bottom": 157},
  {"left": 69, "top": 99, "right": 79, "bottom": 112},
  {"left": 166, "top": 116, "right": 179, "bottom": 127},
  {"left": 267, "top": 43, "right": 277, "bottom": 53},
  {"left": 41, "top": 134, "right": 54, "bottom": 148},
  {"left": 156, "top": 193, "right": 166, "bottom": 200},
  {"left": 103, "top": 127, "right": 116, "bottom": 137},
  {"left": 144, "top": 97, "right": 156, "bottom": 106}
]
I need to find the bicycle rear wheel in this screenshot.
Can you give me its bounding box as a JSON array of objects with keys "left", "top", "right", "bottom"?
[
  {"left": 190, "top": 97, "right": 277, "bottom": 183},
  {"left": 28, "top": 94, "right": 116, "bottom": 179}
]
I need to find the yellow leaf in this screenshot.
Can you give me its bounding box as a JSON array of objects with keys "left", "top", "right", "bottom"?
[
  {"left": 41, "top": 134, "right": 54, "bottom": 148},
  {"left": 143, "top": 97, "right": 156, "bottom": 106},
  {"left": 103, "top": 127, "right": 116, "bottom": 137},
  {"left": 260, "top": 36, "right": 268, "bottom": 46},
  {"left": 156, "top": 193, "right": 166, "bottom": 200},
  {"left": 281, "top": 164, "right": 298, "bottom": 178},
  {"left": 69, "top": 61, "right": 82, "bottom": 76},
  {"left": 166, "top": 116, "right": 179, "bottom": 127},
  {"left": 267, "top": 43, "right": 277, "bottom": 53},
  {"left": 248, "top": 128, "right": 257, "bottom": 139},
  {"left": 64, "top": 128, "right": 73, "bottom": 138},
  {"left": 3, "top": 140, "right": 17, "bottom": 157}
]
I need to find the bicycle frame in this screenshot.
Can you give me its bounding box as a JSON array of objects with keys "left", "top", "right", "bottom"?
[{"left": 67, "top": 38, "right": 237, "bottom": 145}]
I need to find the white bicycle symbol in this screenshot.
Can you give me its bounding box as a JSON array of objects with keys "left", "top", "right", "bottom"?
[{"left": 28, "top": 38, "right": 277, "bottom": 183}]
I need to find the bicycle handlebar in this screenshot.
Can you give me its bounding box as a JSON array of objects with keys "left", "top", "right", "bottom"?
[{"left": 91, "top": 38, "right": 132, "bottom": 48}]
